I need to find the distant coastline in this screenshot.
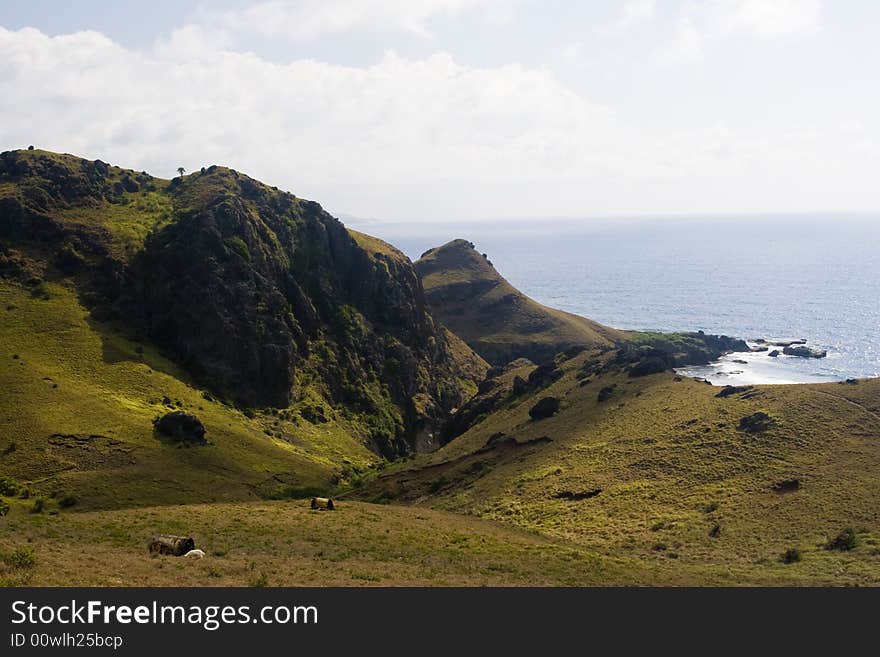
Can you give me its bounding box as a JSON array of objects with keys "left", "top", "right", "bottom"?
[{"left": 364, "top": 215, "right": 880, "bottom": 384}]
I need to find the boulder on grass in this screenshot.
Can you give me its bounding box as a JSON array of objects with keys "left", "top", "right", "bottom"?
[
  {"left": 154, "top": 411, "right": 207, "bottom": 444},
  {"left": 529, "top": 397, "right": 560, "bottom": 420}
]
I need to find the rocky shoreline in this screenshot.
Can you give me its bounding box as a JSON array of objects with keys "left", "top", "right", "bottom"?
[
  {"left": 751, "top": 338, "right": 828, "bottom": 359},
  {"left": 676, "top": 333, "right": 836, "bottom": 387}
]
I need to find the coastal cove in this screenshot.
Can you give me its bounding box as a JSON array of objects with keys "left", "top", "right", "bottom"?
[{"left": 362, "top": 215, "right": 880, "bottom": 386}]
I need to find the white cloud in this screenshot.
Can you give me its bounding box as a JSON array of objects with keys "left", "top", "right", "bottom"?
[
  {"left": 0, "top": 23, "right": 874, "bottom": 219},
  {"left": 671, "top": 17, "right": 705, "bottom": 57},
  {"left": 208, "top": 0, "right": 515, "bottom": 40},
  {"left": 701, "top": 0, "right": 821, "bottom": 38},
  {"left": 0, "top": 25, "right": 624, "bottom": 213},
  {"left": 664, "top": 0, "right": 821, "bottom": 60},
  {"left": 555, "top": 41, "right": 591, "bottom": 69},
  {"left": 614, "top": 0, "right": 656, "bottom": 30}
]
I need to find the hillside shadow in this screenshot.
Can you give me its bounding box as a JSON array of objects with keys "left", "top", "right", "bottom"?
[{"left": 84, "top": 313, "right": 196, "bottom": 390}]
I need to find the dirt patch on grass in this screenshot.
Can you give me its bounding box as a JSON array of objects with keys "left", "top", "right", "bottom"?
[{"left": 47, "top": 433, "right": 135, "bottom": 470}]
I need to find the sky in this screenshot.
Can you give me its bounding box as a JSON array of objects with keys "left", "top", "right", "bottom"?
[{"left": 1, "top": 0, "right": 878, "bottom": 221}]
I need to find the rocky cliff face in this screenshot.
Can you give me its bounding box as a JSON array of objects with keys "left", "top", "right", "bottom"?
[{"left": 0, "top": 149, "right": 481, "bottom": 456}]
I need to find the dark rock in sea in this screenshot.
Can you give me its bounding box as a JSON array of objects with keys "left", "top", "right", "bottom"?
[
  {"left": 529, "top": 396, "right": 560, "bottom": 420},
  {"left": 770, "top": 339, "right": 807, "bottom": 347},
  {"left": 738, "top": 412, "right": 775, "bottom": 434},
  {"left": 782, "top": 345, "right": 827, "bottom": 358},
  {"left": 733, "top": 359, "right": 748, "bottom": 365},
  {"left": 749, "top": 345, "right": 769, "bottom": 353},
  {"left": 768, "top": 350, "right": 780, "bottom": 358},
  {"left": 154, "top": 411, "right": 207, "bottom": 444}
]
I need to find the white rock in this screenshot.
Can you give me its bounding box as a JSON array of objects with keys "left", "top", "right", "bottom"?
[{"left": 183, "top": 549, "right": 205, "bottom": 558}]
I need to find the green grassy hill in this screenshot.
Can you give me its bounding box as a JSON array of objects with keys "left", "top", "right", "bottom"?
[
  {"left": 0, "top": 278, "right": 375, "bottom": 511},
  {"left": 2, "top": 148, "right": 878, "bottom": 587},
  {"left": 360, "top": 350, "right": 880, "bottom": 585},
  {"left": 0, "top": 148, "right": 488, "bottom": 509},
  {"left": 415, "top": 239, "right": 624, "bottom": 365},
  {"left": 0, "top": 149, "right": 485, "bottom": 460}
]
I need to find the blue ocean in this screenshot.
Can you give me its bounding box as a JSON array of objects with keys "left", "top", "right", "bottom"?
[{"left": 356, "top": 215, "right": 880, "bottom": 385}]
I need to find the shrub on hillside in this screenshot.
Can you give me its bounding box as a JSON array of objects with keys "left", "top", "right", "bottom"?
[
  {"left": 825, "top": 528, "right": 858, "bottom": 551},
  {"left": 0, "top": 476, "right": 18, "bottom": 496},
  {"left": 738, "top": 412, "right": 775, "bottom": 434},
  {"left": 780, "top": 548, "right": 802, "bottom": 564},
  {"left": 58, "top": 495, "right": 77, "bottom": 509},
  {"left": 1, "top": 547, "right": 36, "bottom": 569},
  {"left": 597, "top": 385, "right": 616, "bottom": 402}
]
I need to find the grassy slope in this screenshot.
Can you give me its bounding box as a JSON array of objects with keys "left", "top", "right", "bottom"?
[
  {"left": 0, "top": 151, "right": 491, "bottom": 512},
  {"left": 0, "top": 153, "right": 388, "bottom": 514},
  {"left": 364, "top": 352, "right": 880, "bottom": 585},
  {"left": 0, "top": 499, "right": 664, "bottom": 587},
  {"left": 0, "top": 278, "right": 378, "bottom": 511},
  {"left": 415, "top": 239, "right": 623, "bottom": 365},
  {"left": 348, "top": 228, "right": 408, "bottom": 261},
  {"left": 0, "top": 279, "right": 650, "bottom": 587}
]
